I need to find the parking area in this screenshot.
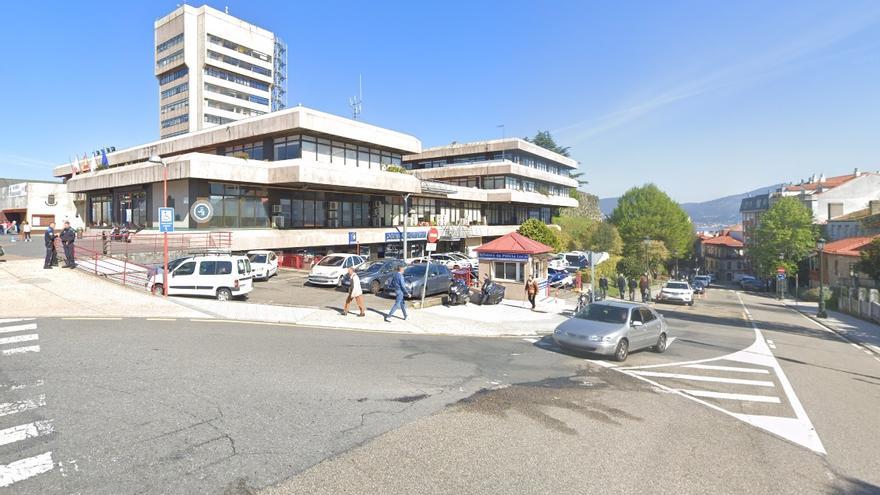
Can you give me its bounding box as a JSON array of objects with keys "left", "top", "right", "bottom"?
[{"left": 247, "top": 268, "right": 447, "bottom": 311}]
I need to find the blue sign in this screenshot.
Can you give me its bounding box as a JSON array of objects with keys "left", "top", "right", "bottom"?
[
  {"left": 348, "top": 231, "right": 357, "bottom": 245},
  {"left": 777, "top": 273, "right": 786, "bottom": 281},
  {"left": 384, "top": 231, "right": 428, "bottom": 242},
  {"left": 477, "top": 252, "right": 530, "bottom": 262},
  {"left": 158, "top": 207, "right": 174, "bottom": 233}
]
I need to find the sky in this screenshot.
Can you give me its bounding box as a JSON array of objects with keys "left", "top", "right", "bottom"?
[{"left": 0, "top": 0, "right": 878, "bottom": 203}]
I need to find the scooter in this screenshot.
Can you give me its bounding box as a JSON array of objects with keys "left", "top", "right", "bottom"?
[
  {"left": 575, "top": 289, "right": 592, "bottom": 313},
  {"left": 478, "top": 281, "right": 505, "bottom": 305},
  {"left": 448, "top": 279, "right": 470, "bottom": 306}
]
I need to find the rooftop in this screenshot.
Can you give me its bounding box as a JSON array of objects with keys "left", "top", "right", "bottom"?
[
  {"left": 702, "top": 235, "right": 743, "bottom": 248},
  {"left": 781, "top": 172, "right": 872, "bottom": 193},
  {"left": 475, "top": 231, "right": 554, "bottom": 255},
  {"left": 822, "top": 235, "right": 879, "bottom": 256}
]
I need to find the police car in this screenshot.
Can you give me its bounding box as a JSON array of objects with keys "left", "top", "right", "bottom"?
[{"left": 148, "top": 252, "right": 253, "bottom": 301}]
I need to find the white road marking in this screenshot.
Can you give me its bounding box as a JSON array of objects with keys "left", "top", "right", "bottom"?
[
  {"left": 585, "top": 359, "right": 617, "bottom": 368},
  {"left": 629, "top": 371, "right": 775, "bottom": 387},
  {"left": 679, "top": 389, "right": 781, "bottom": 404},
  {"left": 0, "top": 323, "right": 37, "bottom": 334},
  {"left": 666, "top": 336, "right": 677, "bottom": 348},
  {"left": 0, "top": 334, "right": 38, "bottom": 346},
  {"left": 1, "top": 346, "right": 40, "bottom": 356},
  {"left": 0, "top": 451, "right": 54, "bottom": 488},
  {"left": 0, "top": 421, "right": 54, "bottom": 447},
  {"left": 684, "top": 364, "right": 769, "bottom": 374},
  {"left": 0, "top": 395, "right": 46, "bottom": 417},
  {"left": 0, "top": 318, "right": 33, "bottom": 325},
  {"left": 4, "top": 380, "right": 44, "bottom": 392},
  {"left": 766, "top": 339, "right": 777, "bottom": 349},
  {"left": 521, "top": 338, "right": 539, "bottom": 343}
]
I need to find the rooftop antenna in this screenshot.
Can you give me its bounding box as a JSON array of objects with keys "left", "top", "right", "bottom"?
[
  {"left": 349, "top": 74, "right": 363, "bottom": 120},
  {"left": 224, "top": 5, "right": 229, "bottom": 14}
]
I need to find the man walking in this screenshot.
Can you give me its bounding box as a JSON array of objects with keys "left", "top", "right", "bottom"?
[
  {"left": 385, "top": 266, "right": 411, "bottom": 321},
  {"left": 525, "top": 277, "right": 538, "bottom": 310},
  {"left": 639, "top": 273, "right": 650, "bottom": 302},
  {"left": 342, "top": 267, "right": 366, "bottom": 317},
  {"left": 598, "top": 275, "right": 608, "bottom": 300},
  {"left": 628, "top": 276, "right": 637, "bottom": 301},
  {"left": 616, "top": 273, "right": 627, "bottom": 299},
  {"left": 43, "top": 222, "right": 57, "bottom": 269},
  {"left": 60, "top": 221, "right": 77, "bottom": 269}
]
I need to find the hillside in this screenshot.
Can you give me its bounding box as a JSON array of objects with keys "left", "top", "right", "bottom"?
[{"left": 599, "top": 184, "right": 782, "bottom": 230}]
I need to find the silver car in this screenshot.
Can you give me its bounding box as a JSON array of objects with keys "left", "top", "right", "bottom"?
[{"left": 552, "top": 301, "right": 668, "bottom": 362}]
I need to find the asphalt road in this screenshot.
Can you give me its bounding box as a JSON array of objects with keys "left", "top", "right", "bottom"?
[{"left": 1, "top": 287, "right": 878, "bottom": 494}]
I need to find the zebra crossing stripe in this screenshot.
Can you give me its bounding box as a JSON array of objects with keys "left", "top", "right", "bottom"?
[
  {"left": 0, "top": 319, "right": 33, "bottom": 325},
  {"left": 0, "top": 452, "right": 54, "bottom": 487},
  {"left": 0, "top": 421, "right": 54, "bottom": 447},
  {"left": 0, "top": 324, "right": 37, "bottom": 334},
  {"left": 679, "top": 389, "right": 781, "bottom": 403},
  {"left": 629, "top": 371, "right": 775, "bottom": 387},
  {"left": 0, "top": 334, "right": 38, "bottom": 346},
  {"left": 0, "top": 395, "right": 46, "bottom": 417},
  {"left": 1, "top": 346, "right": 40, "bottom": 356}
]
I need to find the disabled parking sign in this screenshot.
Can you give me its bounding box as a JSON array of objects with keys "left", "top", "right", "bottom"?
[{"left": 158, "top": 207, "right": 174, "bottom": 233}]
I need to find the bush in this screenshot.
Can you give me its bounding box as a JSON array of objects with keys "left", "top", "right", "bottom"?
[{"left": 799, "top": 287, "right": 833, "bottom": 303}]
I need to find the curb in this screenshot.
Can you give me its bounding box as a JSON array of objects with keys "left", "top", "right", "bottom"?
[{"left": 782, "top": 301, "right": 880, "bottom": 359}]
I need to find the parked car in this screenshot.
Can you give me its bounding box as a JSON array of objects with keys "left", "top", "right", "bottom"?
[
  {"left": 342, "top": 258, "right": 406, "bottom": 294},
  {"left": 148, "top": 253, "right": 253, "bottom": 301},
  {"left": 741, "top": 278, "right": 766, "bottom": 292},
  {"left": 548, "top": 268, "right": 573, "bottom": 287},
  {"left": 548, "top": 255, "right": 568, "bottom": 271},
  {"left": 562, "top": 252, "right": 591, "bottom": 272},
  {"left": 656, "top": 281, "right": 695, "bottom": 306},
  {"left": 694, "top": 275, "right": 711, "bottom": 288},
  {"left": 739, "top": 275, "right": 758, "bottom": 288},
  {"left": 385, "top": 263, "right": 452, "bottom": 299},
  {"left": 447, "top": 252, "right": 478, "bottom": 267},
  {"left": 552, "top": 300, "right": 668, "bottom": 362},
  {"left": 411, "top": 253, "right": 471, "bottom": 270},
  {"left": 692, "top": 280, "right": 706, "bottom": 295},
  {"left": 307, "top": 253, "right": 367, "bottom": 286},
  {"left": 247, "top": 250, "right": 279, "bottom": 280}
]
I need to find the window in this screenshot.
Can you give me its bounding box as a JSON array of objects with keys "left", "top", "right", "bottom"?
[
  {"left": 207, "top": 34, "right": 271, "bottom": 62},
  {"left": 204, "top": 66, "right": 269, "bottom": 92},
  {"left": 156, "top": 33, "right": 183, "bottom": 54},
  {"left": 493, "top": 262, "right": 523, "bottom": 281},
  {"left": 273, "top": 135, "right": 301, "bottom": 160},
  {"left": 161, "top": 82, "right": 188, "bottom": 99},
  {"left": 89, "top": 194, "right": 112, "bottom": 227},
  {"left": 224, "top": 141, "right": 264, "bottom": 160},
  {"left": 205, "top": 99, "right": 265, "bottom": 117},
  {"left": 204, "top": 83, "right": 269, "bottom": 106},
  {"left": 159, "top": 67, "right": 188, "bottom": 85},
  {"left": 175, "top": 262, "right": 196, "bottom": 276},
  {"left": 199, "top": 261, "right": 217, "bottom": 275},
  {"left": 161, "top": 114, "right": 189, "bottom": 128},
  {"left": 206, "top": 50, "right": 271, "bottom": 76},
  {"left": 160, "top": 99, "right": 188, "bottom": 114},
  {"left": 301, "top": 136, "right": 317, "bottom": 161},
  {"left": 205, "top": 114, "right": 235, "bottom": 125},
  {"left": 156, "top": 49, "right": 184, "bottom": 69}
]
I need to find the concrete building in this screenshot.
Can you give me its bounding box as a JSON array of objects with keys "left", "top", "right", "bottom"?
[
  {"left": 155, "top": 4, "right": 286, "bottom": 139},
  {"left": 701, "top": 226, "right": 746, "bottom": 283},
  {"left": 816, "top": 236, "right": 879, "bottom": 288},
  {"left": 825, "top": 201, "right": 880, "bottom": 241},
  {"left": 772, "top": 169, "right": 880, "bottom": 224},
  {"left": 52, "top": 106, "right": 577, "bottom": 257},
  {"left": 0, "top": 179, "right": 81, "bottom": 231}
]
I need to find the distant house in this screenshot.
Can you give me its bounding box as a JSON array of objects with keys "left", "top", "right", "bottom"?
[
  {"left": 772, "top": 169, "right": 880, "bottom": 224},
  {"left": 815, "top": 235, "right": 880, "bottom": 288},
  {"left": 700, "top": 226, "right": 746, "bottom": 283},
  {"left": 825, "top": 201, "right": 880, "bottom": 241},
  {"left": 739, "top": 193, "right": 770, "bottom": 274}
]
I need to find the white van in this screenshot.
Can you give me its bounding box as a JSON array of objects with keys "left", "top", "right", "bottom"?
[
  {"left": 247, "top": 250, "right": 279, "bottom": 280},
  {"left": 308, "top": 253, "right": 366, "bottom": 286},
  {"left": 148, "top": 253, "right": 253, "bottom": 301}
]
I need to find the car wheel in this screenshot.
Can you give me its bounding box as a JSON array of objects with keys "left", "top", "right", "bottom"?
[
  {"left": 216, "top": 288, "right": 232, "bottom": 301},
  {"left": 653, "top": 333, "right": 667, "bottom": 353},
  {"left": 370, "top": 280, "right": 381, "bottom": 295},
  {"left": 151, "top": 284, "right": 164, "bottom": 296},
  {"left": 688, "top": 300, "right": 694, "bottom": 306},
  {"left": 614, "top": 339, "right": 629, "bottom": 362}
]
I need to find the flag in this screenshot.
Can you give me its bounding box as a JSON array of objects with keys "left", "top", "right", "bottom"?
[
  {"left": 70, "top": 156, "right": 79, "bottom": 176},
  {"left": 80, "top": 153, "right": 90, "bottom": 173},
  {"left": 100, "top": 149, "right": 109, "bottom": 169},
  {"left": 89, "top": 153, "right": 98, "bottom": 172}
]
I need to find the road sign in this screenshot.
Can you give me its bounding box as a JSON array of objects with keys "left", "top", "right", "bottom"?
[
  {"left": 427, "top": 227, "right": 439, "bottom": 244},
  {"left": 190, "top": 201, "right": 214, "bottom": 224},
  {"left": 777, "top": 273, "right": 786, "bottom": 280},
  {"left": 158, "top": 207, "right": 174, "bottom": 233},
  {"left": 426, "top": 242, "right": 437, "bottom": 252},
  {"left": 348, "top": 231, "right": 357, "bottom": 245},
  {"left": 776, "top": 267, "right": 786, "bottom": 274}
]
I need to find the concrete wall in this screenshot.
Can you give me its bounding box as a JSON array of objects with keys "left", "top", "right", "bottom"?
[
  {"left": 0, "top": 182, "right": 80, "bottom": 229},
  {"left": 803, "top": 175, "right": 880, "bottom": 223}
]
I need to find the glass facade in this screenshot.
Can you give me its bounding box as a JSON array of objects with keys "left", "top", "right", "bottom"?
[
  {"left": 88, "top": 194, "right": 112, "bottom": 227},
  {"left": 204, "top": 83, "right": 269, "bottom": 106},
  {"left": 161, "top": 114, "right": 189, "bottom": 128},
  {"left": 224, "top": 141, "right": 264, "bottom": 160},
  {"left": 207, "top": 50, "right": 271, "bottom": 77},
  {"left": 156, "top": 33, "right": 183, "bottom": 54},
  {"left": 156, "top": 50, "right": 184, "bottom": 70},
  {"left": 207, "top": 34, "right": 271, "bottom": 62},
  {"left": 205, "top": 99, "right": 265, "bottom": 118},
  {"left": 438, "top": 175, "right": 569, "bottom": 196},
  {"left": 159, "top": 67, "right": 188, "bottom": 85},
  {"left": 205, "top": 114, "right": 235, "bottom": 125},
  {"left": 205, "top": 66, "right": 270, "bottom": 92},
  {"left": 271, "top": 134, "right": 402, "bottom": 168},
  {"left": 161, "top": 82, "right": 188, "bottom": 100},
  {"left": 405, "top": 150, "right": 571, "bottom": 177},
  {"left": 160, "top": 99, "right": 188, "bottom": 115}
]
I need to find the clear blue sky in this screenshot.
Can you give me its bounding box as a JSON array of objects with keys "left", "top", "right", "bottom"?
[{"left": 1, "top": 0, "right": 878, "bottom": 202}]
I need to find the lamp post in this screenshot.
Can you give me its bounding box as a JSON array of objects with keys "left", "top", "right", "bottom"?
[
  {"left": 148, "top": 155, "right": 168, "bottom": 297},
  {"left": 643, "top": 237, "right": 651, "bottom": 295},
  {"left": 778, "top": 253, "right": 784, "bottom": 300},
  {"left": 817, "top": 238, "right": 827, "bottom": 318}
]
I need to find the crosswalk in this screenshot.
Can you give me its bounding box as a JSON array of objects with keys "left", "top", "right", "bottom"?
[{"left": 0, "top": 318, "right": 55, "bottom": 488}]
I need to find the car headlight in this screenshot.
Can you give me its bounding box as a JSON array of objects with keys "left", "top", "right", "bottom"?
[
  {"left": 590, "top": 335, "right": 615, "bottom": 342},
  {"left": 554, "top": 328, "right": 562, "bottom": 335}
]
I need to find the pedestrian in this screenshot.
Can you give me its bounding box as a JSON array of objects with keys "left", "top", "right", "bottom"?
[
  {"left": 639, "top": 273, "right": 650, "bottom": 302},
  {"left": 8, "top": 220, "right": 18, "bottom": 242},
  {"left": 60, "top": 221, "right": 77, "bottom": 269},
  {"left": 342, "top": 267, "right": 366, "bottom": 317},
  {"left": 525, "top": 276, "right": 538, "bottom": 310},
  {"left": 628, "top": 277, "right": 637, "bottom": 301},
  {"left": 0, "top": 220, "right": 6, "bottom": 235},
  {"left": 43, "top": 222, "right": 57, "bottom": 269},
  {"left": 21, "top": 221, "right": 31, "bottom": 242},
  {"left": 616, "top": 273, "right": 626, "bottom": 299},
  {"left": 479, "top": 273, "right": 493, "bottom": 305},
  {"left": 385, "top": 265, "right": 411, "bottom": 321},
  {"left": 598, "top": 275, "right": 608, "bottom": 300}
]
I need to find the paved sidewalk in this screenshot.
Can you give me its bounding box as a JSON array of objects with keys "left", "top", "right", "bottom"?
[
  {"left": 0, "top": 259, "right": 209, "bottom": 318},
  {"left": 783, "top": 298, "right": 880, "bottom": 355}
]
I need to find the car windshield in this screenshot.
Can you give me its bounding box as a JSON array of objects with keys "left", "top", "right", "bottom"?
[
  {"left": 166, "top": 258, "right": 187, "bottom": 271},
  {"left": 666, "top": 282, "right": 689, "bottom": 289},
  {"left": 317, "top": 256, "right": 345, "bottom": 267},
  {"left": 248, "top": 254, "right": 267, "bottom": 264},
  {"left": 361, "top": 261, "right": 386, "bottom": 273},
  {"left": 404, "top": 265, "right": 427, "bottom": 277},
  {"left": 578, "top": 304, "right": 629, "bottom": 323}
]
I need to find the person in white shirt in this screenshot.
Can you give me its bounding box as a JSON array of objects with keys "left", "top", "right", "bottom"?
[
  {"left": 22, "top": 221, "right": 32, "bottom": 242},
  {"left": 342, "top": 266, "right": 366, "bottom": 317}
]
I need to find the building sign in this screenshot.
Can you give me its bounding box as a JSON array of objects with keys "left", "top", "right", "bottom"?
[
  {"left": 348, "top": 231, "right": 357, "bottom": 245},
  {"left": 190, "top": 200, "right": 214, "bottom": 224},
  {"left": 477, "top": 252, "right": 530, "bottom": 262},
  {"left": 384, "top": 230, "right": 428, "bottom": 242},
  {"left": 158, "top": 207, "right": 174, "bottom": 233},
  {"left": 6, "top": 184, "right": 26, "bottom": 198}
]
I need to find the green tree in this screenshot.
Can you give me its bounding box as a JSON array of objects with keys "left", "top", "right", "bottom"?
[
  {"left": 552, "top": 216, "right": 594, "bottom": 251},
  {"left": 525, "top": 131, "right": 570, "bottom": 157},
  {"left": 616, "top": 240, "right": 670, "bottom": 278},
  {"left": 517, "top": 218, "right": 562, "bottom": 252},
  {"left": 589, "top": 222, "right": 624, "bottom": 256},
  {"left": 751, "top": 197, "right": 817, "bottom": 277},
  {"left": 856, "top": 238, "right": 880, "bottom": 282},
  {"left": 610, "top": 184, "right": 693, "bottom": 261}
]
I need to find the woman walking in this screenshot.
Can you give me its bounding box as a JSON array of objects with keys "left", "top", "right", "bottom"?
[
  {"left": 22, "top": 221, "right": 32, "bottom": 242},
  {"left": 525, "top": 277, "right": 539, "bottom": 310}
]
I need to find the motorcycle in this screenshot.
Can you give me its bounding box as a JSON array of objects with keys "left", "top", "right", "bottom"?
[
  {"left": 478, "top": 280, "right": 505, "bottom": 305},
  {"left": 448, "top": 279, "right": 470, "bottom": 306},
  {"left": 575, "top": 289, "right": 592, "bottom": 313}
]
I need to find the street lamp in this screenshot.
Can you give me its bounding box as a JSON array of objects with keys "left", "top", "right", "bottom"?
[
  {"left": 148, "top": 155, "right": 168, "bottom": 297},
  {"left": 816, "top": 238, "right": 827, "bottom": 318},
  {"left": 643, "top": 237, "right": 651, "bottom": 291},
  {"left": 778, "top": 253, "right": 784, "bottom": 300}
]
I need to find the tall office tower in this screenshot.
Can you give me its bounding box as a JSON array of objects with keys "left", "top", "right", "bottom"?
[{"left": 154, "top": 4, "right": 287, "bottom": 139}]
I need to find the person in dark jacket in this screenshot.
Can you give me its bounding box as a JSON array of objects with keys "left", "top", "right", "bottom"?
[
  {"left": 385, "top": 266, "right": 411, "bottom": 321},
  {"left": 598, "top": 275, "right": 608, "bottom": 300},
  {"left": 639, "top": 274, "right": 650, "bottom": 302},
  {"left": 43, "top": 222, "right": 57, "bottom": 269},
  {"left": 59, "top": 221, "right": 77, "bottom": 268},
  {"left": 616, "top": 274, "right": 627, "bottom": 299},
  {"left": 628, "top": 277, "right": 638, "bottom": 301}
]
